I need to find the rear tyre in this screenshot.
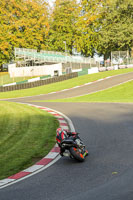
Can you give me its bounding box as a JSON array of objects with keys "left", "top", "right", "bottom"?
[{"left": 70, "top": 147, "right": 85, "bottom": 162}]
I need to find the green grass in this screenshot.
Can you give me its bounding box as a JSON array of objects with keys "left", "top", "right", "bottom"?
[
  {"left": 1, "top": 68, "right": 133, "bottom": 99},
  {"left": 0, "top": 102, "right": 59, "bottom": 180},
  {"left": 0, "top": 73, "right": 39, "bottom": 86},
  {"left": 44, "top": 80, "right": 133, "bottom": 103}
]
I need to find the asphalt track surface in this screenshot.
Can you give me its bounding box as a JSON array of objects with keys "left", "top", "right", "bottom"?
[{"left": 1, "top": 72, "right": 133, "bottom": 200}]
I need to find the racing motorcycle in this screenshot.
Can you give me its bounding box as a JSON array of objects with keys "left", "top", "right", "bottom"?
[{"left": 57, "top": 131, "right": 88, "bottom": 162}]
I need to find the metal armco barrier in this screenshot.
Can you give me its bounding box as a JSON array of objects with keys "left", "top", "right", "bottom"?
[{"left": 0, "top": 72, "right": 78, "bottom": 92}]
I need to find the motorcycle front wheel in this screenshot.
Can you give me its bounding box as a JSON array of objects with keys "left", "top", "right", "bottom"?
[{"left": 70, "top": 147, "right": 85, "bottom": 162}]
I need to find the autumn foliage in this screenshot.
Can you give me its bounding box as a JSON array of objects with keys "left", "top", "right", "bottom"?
[
  {"left": 0, "top": 0, "right": 49, "bottom": 65},
  {"left": 0, "top": 0, "right": 133, "bottom": 66}
]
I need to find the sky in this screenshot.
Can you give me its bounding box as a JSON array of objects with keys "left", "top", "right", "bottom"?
[{"left": 48, "top": 0, "right": 55, "bottom": 6}]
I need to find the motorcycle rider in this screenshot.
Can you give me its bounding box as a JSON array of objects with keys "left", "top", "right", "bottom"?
[{"left": 56, "top": 127, "right": 88, "bottom": 156}]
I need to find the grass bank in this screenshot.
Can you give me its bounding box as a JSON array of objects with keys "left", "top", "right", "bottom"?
[
  {"left": 1, "top": 68, "right": 133, "bottom": 99},
  {"left": 43, "top": 80, "right": 133, "bottom": 103},
  {"left": 0, "top": 102, "right": 59, "bottom": 180}
]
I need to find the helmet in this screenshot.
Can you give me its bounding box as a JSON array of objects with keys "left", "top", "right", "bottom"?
[
  {"left": 56, "top": 128, "right": 68, "bottom": 144},
  {"left": 56, "top": 128, "right": 62, "bottom": 135}
]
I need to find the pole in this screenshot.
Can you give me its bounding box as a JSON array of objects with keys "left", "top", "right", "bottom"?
[
  {"left": 63, "top": 41, "right": 66, "bottom": 53},
  {"left": 63, "top": 41, "right": 67, "bottom": 63}
]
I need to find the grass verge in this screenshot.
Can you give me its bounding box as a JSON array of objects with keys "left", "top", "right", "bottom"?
[
  {"left": 1, "top": 68, "right": 133, "bottom": 99},
  {"left": 42, "top": 80, "right": 133, "bottom": 103},
  {"left": 0, "top": 73, "right": 39, "bottom": 86},
  {"left": 0, "top": 101, "right": 59, "bottom": 180}
]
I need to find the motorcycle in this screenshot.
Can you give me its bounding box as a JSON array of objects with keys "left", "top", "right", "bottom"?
[{"left": 58, "top": 132, "right": 88, "bottom": 162}]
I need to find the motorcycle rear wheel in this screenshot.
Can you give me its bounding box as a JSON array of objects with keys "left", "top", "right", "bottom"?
[{"left": 70, "top": 147, "right": 85, "bottom": 162}]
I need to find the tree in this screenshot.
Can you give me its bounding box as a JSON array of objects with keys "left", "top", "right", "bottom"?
[
  {"left": 75, "top": 0, "right": 133, "bottom": 59},
  {"left": 96, "top": 0, "right": 133, "bottom": 59},
  {"left": 0, "top": 0, "right": 49, "bottom": 65},
  {"left": 46, "top": 0, "right": 79, "bottom": 54},
  {"left": 74, "top": 0, "right": 103, "bottom": 57}
]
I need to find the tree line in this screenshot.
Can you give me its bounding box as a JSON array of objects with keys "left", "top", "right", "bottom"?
[{"left": 0, "top": 0, "right": 133, "bottom": 66}]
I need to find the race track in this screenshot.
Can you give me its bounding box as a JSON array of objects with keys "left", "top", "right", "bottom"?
[{"left": 0, "top": 72, "right": 133, "bottom": 200}]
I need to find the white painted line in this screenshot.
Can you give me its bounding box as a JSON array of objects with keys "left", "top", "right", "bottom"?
[
  {"left": 62, "top": 89, "right": 69, "bottom": 91},
  {"left": 84, "top": 82, "right": 92, "bottom": 85},
  {"left": 105, "top": 76, "right": 111, "bottom": 79},
  {"left": 98, "top": 79, "right": 104, "bottom": 81},
  {"left": 0, "top": 179, "right": 15, "bottom": 186},
  {"left": 49, "top": 92, "right": 56, "bottom": 94},
  {"left": 23, "top": 165, "right": 44, "bottom": 173},
  {"left": 73, "top": 86, "right": 80, "bottom": 88},
  {"left": 96, "top": 79, "right": 104, "bottom": 82},
  {"left": 43, "top": 108, "right": 52, "bottom": 111},
  {"left": 48, "top": 111, "right": 57, "bottom": 115},
  {"left": 45, "top": 152, "right": 59, "bottom": 159},
  {"left": 98, "top": 78, "right": 104, "bottom": 81}
]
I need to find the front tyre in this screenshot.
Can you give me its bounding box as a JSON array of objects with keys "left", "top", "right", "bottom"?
[{"left": 70, "top": 147, "right": 85, "bottom": 162}]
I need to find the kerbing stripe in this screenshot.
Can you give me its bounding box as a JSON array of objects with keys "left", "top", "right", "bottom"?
[
  {"left": 58, "top": 120, "right": 66, "bottom": 123},
  {"left": 52, "top": 113, "right": 61, "bottom": 117},
  {"left": 60, "top": 125, "right": 69, "bottom": 130},
  {"left": 55, "top": 116, "right": 65, "bottom": 120},
  {"left": 36, "top": 158, "right": 52, "bottom": 165},
  {"left": 24, "top": 165, "right": 44, "bottom": 173},
  {"left": 59, "top": 123, "right": 68, "bottom": 126},
  {"left": 45, "top": 152, "right": 59, "bottom": 159},
  {"left": 51, "top": 147, "right": 60, "bottom": 152},
  {"left": 8, "top": 172, "right": 31, "bottom": 180}
]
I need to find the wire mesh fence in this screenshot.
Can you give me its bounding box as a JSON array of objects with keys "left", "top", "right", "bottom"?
[
  {"left": 111, "top": 51, "right": 132, "bottom": 66},
  {"left": 102, "top": 51, "right": 133, "bottom": 69}
]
